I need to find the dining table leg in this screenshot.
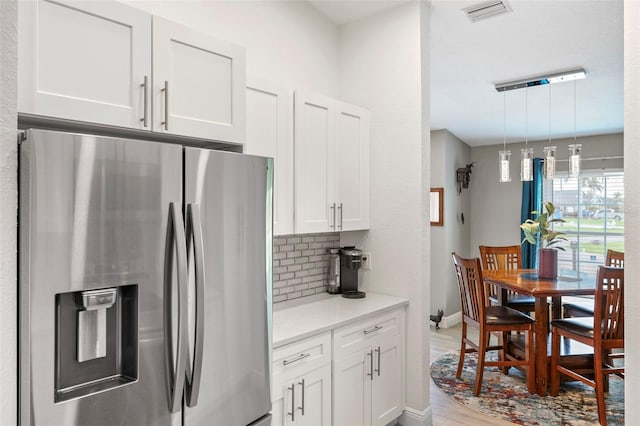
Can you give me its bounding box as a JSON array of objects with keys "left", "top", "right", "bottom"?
[{"left": 534, "top": 296, "right": 549, "bottom": 396}]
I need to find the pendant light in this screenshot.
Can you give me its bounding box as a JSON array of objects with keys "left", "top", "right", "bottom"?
[
  {"left": 544, "top": 84, "right": 556, "bottom": 179},
  {"left": 498, "top": 90, "right": 511, "bottom": 182},
  {"left": 568, "top": 80, "right": 582, "bottom": 178},
  {"left": 520, "top": 87, "right": 533, "bottom": 181}
]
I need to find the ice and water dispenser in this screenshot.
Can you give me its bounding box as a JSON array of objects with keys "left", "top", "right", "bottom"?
[
  {"left": 76, "top": 289, "right": 117, "bottom": 362},
  {"left": 55, "top": 285, "right": 138, "bottom": 402}
]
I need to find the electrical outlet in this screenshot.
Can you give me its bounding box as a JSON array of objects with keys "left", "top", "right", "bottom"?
[{"left": 361, "top": 252, "right": 372, "bottom": 270}]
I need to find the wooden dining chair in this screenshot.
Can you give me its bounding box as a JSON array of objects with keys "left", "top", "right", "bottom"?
[
  {"left": 550, "top": 265, "right": 624, "bottom": 426},
  {"left": 451, "top": 252, "right": 535, "bottom": 395},
  {"left": 563, "top": 250, "right": 624, "bottom": 318},
  {"left": 479, "top": 245, "right": 536, "bottom": 314}
]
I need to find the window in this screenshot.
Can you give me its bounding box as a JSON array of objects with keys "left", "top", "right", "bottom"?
[{"left": 544, "top": 170, "right": 624, "bottom": 275}]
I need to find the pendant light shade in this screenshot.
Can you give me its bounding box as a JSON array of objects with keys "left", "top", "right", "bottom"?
[
  {"left": 568, "top": 144, "right": 582, "bottom": 178},
  {"left": 520, "top": 147, "right": 533, "bottom": 181},
  {"left": 499, "top": 150, "right": 511, "bottom": 182},
  {"left": 520, "top": 87, "right": 532, "bottom": 182},
  {"left": 568, "top": 80, "right": 581, "bottom": 178},
  {"left": 543, "top": 146, "right": 556, "bottom": 179},
  {"left": 498, "top": 90, "right": 511, "bottom": 183}
]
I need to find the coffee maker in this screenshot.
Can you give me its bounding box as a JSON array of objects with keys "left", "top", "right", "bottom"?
[{"left": 340, "top": 247, "right": 365, "bottom": 299}]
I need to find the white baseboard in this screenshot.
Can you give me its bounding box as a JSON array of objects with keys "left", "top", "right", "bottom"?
[
  {"left": 432, "top": 311, "right": 461, "bottom": 329},
  {"left": 399, "top": 406, "right": 432, "bottom": 426}
]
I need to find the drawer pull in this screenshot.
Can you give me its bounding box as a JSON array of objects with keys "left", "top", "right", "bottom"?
[
  {"left": 363, "top": 325, "right": 383, "bottom": 335},
  {"left": 283, "top": 352, "right": 310, "bottom": 366}
]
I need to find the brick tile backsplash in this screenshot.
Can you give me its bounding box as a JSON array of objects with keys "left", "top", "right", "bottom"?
[{"left": 272, "top": 233, "right": 340, "bottom": 303}]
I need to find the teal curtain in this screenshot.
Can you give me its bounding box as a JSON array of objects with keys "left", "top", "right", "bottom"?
[{"left": 521, "top": 158, "right": 544, "bottom": 268}]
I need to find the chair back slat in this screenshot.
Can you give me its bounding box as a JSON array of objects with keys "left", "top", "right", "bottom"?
[
  {"left": 479, "top": 245, "right": 521, "bottom": 302},
  {"left": 605, "top": 249, "right": 624, "bottom": 268},
  {"left": 594, "top": 266, "right": 624, "bottom": 341},
  {"left": 479, "top": 245, "right": 521, "bottom": 271},
  {"left": 452, "top": 253, "right": 486, "bottom": 324}
]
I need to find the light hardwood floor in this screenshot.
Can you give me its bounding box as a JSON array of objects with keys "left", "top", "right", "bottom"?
[{"left": 429, "top": 324, "right": 517, "bottom": 426}]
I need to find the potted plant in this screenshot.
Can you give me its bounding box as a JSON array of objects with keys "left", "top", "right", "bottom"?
[{"left": 520, "top": 201, "right": 567, "bottom": 279}]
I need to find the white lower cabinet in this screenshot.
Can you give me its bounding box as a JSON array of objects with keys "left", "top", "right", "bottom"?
[
  {"left": 333, "top": 310, "right": 406, "bottom": 426},
  {"left": 272, "top": 332, "right": 332, "bottom": 426},
  {"left": 273, "top": 308, "right": 406, "bottom": 426},
  {"left": 273, "top": 364, "right": 332, "bottom": 426}
]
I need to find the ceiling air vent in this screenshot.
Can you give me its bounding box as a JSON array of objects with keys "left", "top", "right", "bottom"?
[{"left": 463, "top": 0, "right": 512, "bottom": 22}]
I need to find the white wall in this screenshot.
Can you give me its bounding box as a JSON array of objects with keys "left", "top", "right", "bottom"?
[
  {"left": 339, "top": 1, "right": 431, "bottom": 421},
  {"left": 128, "top": 0, "right": 340, "bottom": 98},
  {"left": 430, "top": 129, "right": 470, "bottom": 317},
  {"left": 0, "top": 1, "right": 18, "bottom": 424},
  {"left": 624, "top": 1, "right": 639, "bottom": 423},
  {"left": 469, "top": 133, "right": 623, "bottom": 258}
]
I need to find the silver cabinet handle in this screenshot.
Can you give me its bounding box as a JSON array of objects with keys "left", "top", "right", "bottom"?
[
  {"left": 283, "top": 352, "right": 310, "bottom": 366},
  {"left": 185, "top": 204, "right": 205, "bottom": 407},
  {"left": 330, "top": 203, "right": 336, "bottom": 230},
  {"left": 287, "top": 384, "right": 295, "bottom": 421},
  {"left": 298, "top": 378, "right": 305, "bottom": 415},
  {"left": 367, "top": 350, "right": 374, "bottom": 380},
  {"left": 140, "top": 75, "right": 149, "bottom": 127},
  {"left": 161, "top": 80, "right": 169, "bottom": 130},
  {"left": 363, "top": 325, "right": 383, "bottom": 335},
  {"left": 338, "top": 202, "right": 343, "bottom": 230},
  {"left": 163, "top": 203, "right": 188, "bottom": 413},
  {"left": 375, "top": 346, "right": 381, "bottom": 376}
]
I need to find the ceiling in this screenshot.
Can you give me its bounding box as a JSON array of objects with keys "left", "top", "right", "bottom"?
[{"left": 308, "top": 0, "right": 624, "bottom": 147}]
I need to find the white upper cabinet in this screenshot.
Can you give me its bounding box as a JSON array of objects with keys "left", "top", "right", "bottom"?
[
  {"left": 18, "top": 2, "right": 246, "bottom": 143},
  {"left": 153, "top": 17, "right": 246, "bottom": 142},
  {"left": 294, "top": 91, "right": 369, "bottom": 234},
  {"left": 336, "top": 102, "right": 370, "bottom": 231},
  {"left": 294, "top": 91, "right": 335, "bottom": 234},
  {"left": 245, "top": 78, "right": 293, "bottom": 236},
  {"left": 18, "top": 0, "right": 152, "bottom": 129}
]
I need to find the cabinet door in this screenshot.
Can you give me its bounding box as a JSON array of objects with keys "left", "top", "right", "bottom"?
[
  {"left": 297, "top": 364, "right": 331, "bottom": 426},
  {"left": 333, "top": 348, "right": 372, "bottom": 426},
  {"left": 272, "top": 379, "right": 294, "bottom": 426},
  {"left": 294, "top": 91, "right": 335, "bottom": 234},
  {"left": 371, "top": 334, "right": 404, "bottom": 426},
  {"left": 335, "top": 102, "right": 370, "bottom": 231},
  {"left": 153, "top": 17, "right": 246, "bottom": 142},
  {"left": 18, "top": 0, "right": 151, "bottom": 129},
  {"left": 246, "top": 79, "right": 293, "bottom": 236}
]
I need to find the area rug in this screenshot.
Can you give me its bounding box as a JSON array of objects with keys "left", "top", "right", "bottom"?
[{"left": 430, "top": 351, "right": 624, "bottom": 425}]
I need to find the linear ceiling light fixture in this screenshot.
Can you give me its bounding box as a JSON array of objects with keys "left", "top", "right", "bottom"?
[
  {"left": 463, "top": 0, "right": 512, "bottom": 22},
  {"left": 496, "top": 67, "right": 586, "bottom": 183},
  {"left": 494, "top": 68, "right": 586, "bottom": 93}
]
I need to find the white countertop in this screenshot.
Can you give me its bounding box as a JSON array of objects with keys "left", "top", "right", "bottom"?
[{"left": 272, "top": 292, "right": 409, "bottom": 348}]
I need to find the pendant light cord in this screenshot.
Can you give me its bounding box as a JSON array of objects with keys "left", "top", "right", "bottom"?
[
  {"left": 525, "top": 87, "right": 528, "bottom": 148},
  {"left": 548, "top": 84, "right": 551, "bottom": 144},
  {"left": 503, "top": 91, "right": 506, "bottom": 150},
  {"left": 574, "top": 79, "right": 577, "bottom": 143}
]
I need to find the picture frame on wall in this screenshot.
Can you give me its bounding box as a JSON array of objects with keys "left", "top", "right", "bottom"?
[{"left": 430, "top": 188, "right": 444, "bottom": 226}]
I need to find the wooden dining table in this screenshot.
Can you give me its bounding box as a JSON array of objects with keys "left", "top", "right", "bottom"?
[{"left": 483, "top": 268, "right": 596, "bottom": 396}]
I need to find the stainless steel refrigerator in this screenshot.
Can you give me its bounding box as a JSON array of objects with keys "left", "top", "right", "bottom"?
[{"left": 19, "top": 129, "right": 273, "bottom": 426}]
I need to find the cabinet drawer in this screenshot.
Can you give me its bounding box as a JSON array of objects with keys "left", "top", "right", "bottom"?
[
  {"left": 334, "top": 309, "right": 401, "bottom": 356},
  {"left": 273, "top": 331, "right": 331, "bottom": 380}
]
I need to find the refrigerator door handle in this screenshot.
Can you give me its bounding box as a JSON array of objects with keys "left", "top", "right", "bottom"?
[
  {"left": 164, "top": 202, "right": 188, "bottom": 413},
  {"left": 185, "top": 203, "right": 205, "bottom": 407}
]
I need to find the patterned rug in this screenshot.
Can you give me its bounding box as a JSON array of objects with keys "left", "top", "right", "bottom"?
[{"left": 430, "top": 351, "right": 624, "bottom": 425}]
